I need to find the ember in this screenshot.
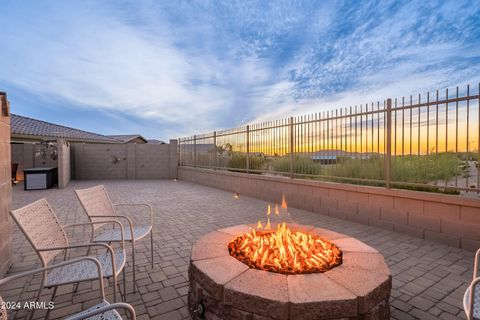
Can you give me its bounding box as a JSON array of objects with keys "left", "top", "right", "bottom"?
[{"left": 228, "top": 198, "right": 342, "bottom": 274}]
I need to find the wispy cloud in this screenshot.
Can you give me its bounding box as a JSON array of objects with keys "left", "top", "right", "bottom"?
[{"left": 0, "top": 0, "right": 479, "bottom": 139}]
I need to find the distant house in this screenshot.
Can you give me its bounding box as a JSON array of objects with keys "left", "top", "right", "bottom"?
[
  {"left": 9, "top": 114, "right": 149, "bottom": 182},
  {"left": 107, "top": 134, "right": 148, "bottom": 144},
  {"left": 147, "top": 139, "right": 166, "bottom": 144}
]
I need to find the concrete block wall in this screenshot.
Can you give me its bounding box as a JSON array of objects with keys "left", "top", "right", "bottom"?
[
  {"left": 73, "top": 141, "right": 176, "bottom": 180},
  {"left": 179, "top": 167, "right": 480, "bottom": 251},
  {"left": 0, "top": 95, "right": 12, "bottom": 276},
  {"left": 135, "top": 144, "right": 171, "bottom": 179},
  {"left": 73, "top": 143, "right": 127, "bottom": 179},
  {"left": 57, "top": 139, "right": 70, "bottom": 188}
]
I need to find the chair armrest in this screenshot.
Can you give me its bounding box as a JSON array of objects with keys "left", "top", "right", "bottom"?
[
  {"left": 466, "top": 276, "right": 480, "bottom": 320},
  {"left": 474, "top": 249, "right": 480, "bottom": 279},
  {"left": 66, "top": 302, "right": 136, "bottom": 320},
  {"left": 114, "top": 203, "right": 153, "bottom": 226},
  {"left": 0, "top": 257, "right": 106, "bottom": 300},
  {"left": 89, "top": 215, "right": 135, "bottom": 239},
  {"left": 63, "top": 221, "right": 126, "bottom": 247},
  {"left": 37, "top": 236, "right": 123, "bottom": 278}
]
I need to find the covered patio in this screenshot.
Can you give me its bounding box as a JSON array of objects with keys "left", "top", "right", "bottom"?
[{"left": 4, "top": 180, "right": 473, "bottom": 320}]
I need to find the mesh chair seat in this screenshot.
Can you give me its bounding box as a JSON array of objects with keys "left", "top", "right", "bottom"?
[
  {"left": 464, "top": 284, "right": 480, "bottom": 319},
  {"left": 94, "top": 225, "right": 152, "bottom": 242},
  {"left": 46, "top": 250, "right": 125, "bottom": 287},
  {"left": 65, "top": 300, "right": 122, "bottom": 320},
  {"left": 0, "top": 296, "right": 6, "bottom": 320}
]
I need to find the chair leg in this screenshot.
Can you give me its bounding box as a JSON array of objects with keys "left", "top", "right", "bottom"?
[
  {"left": 45, "top": 285, "right": 58, "bottom": 320},
  {"left": 151, "top": 230, "right": 154, "bottom": 268},
  {"left": 113, "top": 272, "right": 118, "bottom": 303},
  {"left": 122, "top": 267, "right": 126, "bottom": 302},
  {"left": 132, "top": 242, "right": 136, "bottom": 293},
  {"left": 29, "top": 272, "right": 46, "bottom": 320}
]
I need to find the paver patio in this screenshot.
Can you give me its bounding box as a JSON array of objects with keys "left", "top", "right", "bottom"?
[{"left": 2, "top": 180, "right": 475, "bottom": 319}]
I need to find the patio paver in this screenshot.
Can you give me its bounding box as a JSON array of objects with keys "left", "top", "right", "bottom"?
[{"left": 1, "top": 180, "right": 475, "bottom": 319}]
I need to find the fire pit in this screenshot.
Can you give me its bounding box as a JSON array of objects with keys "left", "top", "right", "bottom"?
[
  {"left": 188, "top": 224, "right": 391, "bottom": 320},
  {"left": 228, "top": 222, "right": 342, "bottom": 274}
]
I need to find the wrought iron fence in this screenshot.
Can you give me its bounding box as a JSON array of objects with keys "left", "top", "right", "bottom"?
[{"left": 179, "top": 84, "right": 480, "bottom": 195}]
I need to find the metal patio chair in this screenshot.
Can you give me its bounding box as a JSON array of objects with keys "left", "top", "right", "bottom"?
[
  {"left": 10, "top": 198, "right": 127, "bottom": 306},
  {"left": 464, "top": 249, "right": 480, "bottom": 320},
  {"left": 0, "top": 257, "right": 136, "bottom": 320},
  {"left": 75, "top": 185, "right": 153, "bottom": 292}
]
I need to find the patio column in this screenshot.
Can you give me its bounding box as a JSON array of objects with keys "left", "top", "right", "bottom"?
[
  {"left": 57, "top": 139, "right": 71, "bottom": 188},
  {"left": 0, "top": 92, "right": 12, "bottom": 276}
]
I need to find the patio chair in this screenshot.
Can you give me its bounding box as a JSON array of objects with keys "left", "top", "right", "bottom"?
[
  {"left": 0, "top": 256, "right": 136, "bottom": 320},
  {"left": 464, "top": 249, "right": 480, "bottom": 320},
  {"left": 75, "top": 185, "right": 153, "bottom": 292},
  {"left": 10, "top": 198, "right": 127, "bottom": 306}
]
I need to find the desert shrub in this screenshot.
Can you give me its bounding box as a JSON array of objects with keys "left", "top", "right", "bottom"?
[
  {"left": 228, "top": 154, "right": 265, "bottom": 172},
  {"left": 271, "top": 156, "right": 322, "bottom": 175},
  {"left": 391, "top": 153, "right": 460, "bottom": 183}
]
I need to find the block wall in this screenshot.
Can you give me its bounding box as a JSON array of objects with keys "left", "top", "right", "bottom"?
[
  {"left": 179, "top": 167, "right": 480, "bottom": 251},
  {"left": 0, "top": 94, "right": 12, "bottom": 276},
  {"left": 72, "top": 142, "right": 175, "bottom": 180}
]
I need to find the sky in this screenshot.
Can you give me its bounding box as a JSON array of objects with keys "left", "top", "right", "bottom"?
[{"left": 1, "top": 1, "right": 479, "bottom": 141}]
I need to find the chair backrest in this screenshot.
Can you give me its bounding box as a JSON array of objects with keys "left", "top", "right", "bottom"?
[
  {"left": 10, "top": 198, "right": 68, "bottom": 266},
  {"left": 75, "top": 185, "right": 116, "bottom": 230}
]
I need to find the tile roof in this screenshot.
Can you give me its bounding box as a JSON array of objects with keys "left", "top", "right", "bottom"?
[
  {"left": 147, "top": 139, "right": 166, "bottom": 144},
  {"left": 11, "top": 114, "right": 120, "bottom": 143},
  {"left": 107, "top": 134, "right": 147, "bottom": 143}
]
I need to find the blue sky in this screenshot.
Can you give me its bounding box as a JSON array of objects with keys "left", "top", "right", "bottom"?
[{"left": 1, "top": 1, "right": 479, "bottom": 140}]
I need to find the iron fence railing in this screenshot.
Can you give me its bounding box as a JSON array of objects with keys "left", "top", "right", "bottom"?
[{"left": 179, "top": 84, "right": 480, "bottom": 196}]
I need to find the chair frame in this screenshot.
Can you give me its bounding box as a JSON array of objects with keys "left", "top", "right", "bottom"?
[
  {"left": 464, "top": 249, "right": 480, "bottom": 320},
  {"left": 10, "top": 199, "right": 127, "bottom": 307},
  {"left": 75, "top": 185, "right": 154, "bottom": 292},
  {"left": 0, "top": 257, "right": 136, "bottom": 320}
]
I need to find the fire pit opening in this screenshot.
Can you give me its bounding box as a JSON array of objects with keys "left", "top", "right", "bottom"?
[{"left": 228, "top": 222, "right": 342, "bottom": 274}]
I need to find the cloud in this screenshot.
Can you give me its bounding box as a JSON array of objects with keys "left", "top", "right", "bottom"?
[{"left": 0, "top": 0, "right": 479, "bottom": 139}]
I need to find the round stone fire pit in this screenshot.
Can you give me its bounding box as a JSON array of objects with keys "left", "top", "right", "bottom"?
[{"left": 188, "top": 224, "right": 391, "bottom": 320}]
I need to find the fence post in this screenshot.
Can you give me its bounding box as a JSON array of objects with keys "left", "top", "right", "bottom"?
[
  {"left": 289, "top": 117, "right": 294, "bottom": 179},
  {"left": 246, "top": 125, "right": 250, "bottom": 173},
  {"left": 193, "top": 135, "right": 197, "bottom": 168},
  {"left": 385, "top": 99, "right": 392, "bottom": 189},
  {"left": 213, "top": 131, "right": 217, "bottom": 170}
]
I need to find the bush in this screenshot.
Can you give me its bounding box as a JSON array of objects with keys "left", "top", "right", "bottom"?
[
  {"left": 391, "top": 153, "right": 460, "bottom": 183},
  {"left": 271, "top": 156, "right": 322, "bottom": 175},
  {"left": 228, "top": 154, "right": 265, "bottom": 172},
  {"left": 330, "top": 156, "right": 384, "bottom": 180}
]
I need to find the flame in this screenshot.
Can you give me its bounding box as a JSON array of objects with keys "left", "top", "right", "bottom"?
[
  {"left": 228, "top": 222, "right": 342, "bottom": 274},
  {"left": 281, "top": 195, "right": 288, "bottom": 210},
  {"left": 267, "top": 205, "right": 271, "bottom": 215},
  {"left": 257, "top": 220, "right": 263, "bottom": 229},
  {"left": 275, "top": 204, "right": 280, "bottom": 215}
]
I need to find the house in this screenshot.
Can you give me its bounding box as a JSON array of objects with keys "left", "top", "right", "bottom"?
[
  {"left": 11, "top": 114, "right": 119, "bottom": 144},
  {"left": 107, "top": 134, "right": 148, "bottom": 144}
]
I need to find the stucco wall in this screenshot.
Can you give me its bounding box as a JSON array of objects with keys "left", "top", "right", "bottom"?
[
  {"left": 0, "top": 94, "right": 12, "bottom": 276},
  {"left": 179, "top": 166, "right": 480, "bottom": 251}
]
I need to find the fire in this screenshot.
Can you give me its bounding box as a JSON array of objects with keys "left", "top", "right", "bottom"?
[{"left": 228, "top": 198, "right": 342, "bottom": 274}]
